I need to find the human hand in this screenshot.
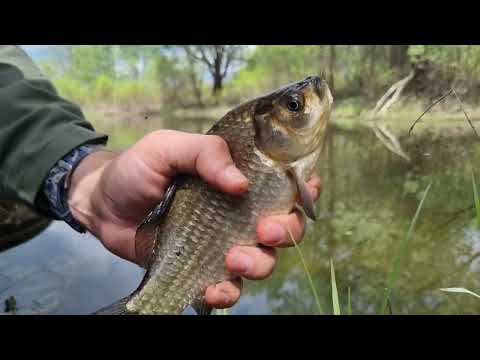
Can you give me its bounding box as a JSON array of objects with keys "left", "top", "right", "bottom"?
[{"left": 67, "top": 130, "right": 322, "bottom": 310}]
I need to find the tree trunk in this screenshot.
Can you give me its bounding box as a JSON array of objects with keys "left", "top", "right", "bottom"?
[
  {"left": 185, "top": 55, "right": 203, "bottom": 107},
  {"left": 212, "top": 73, "right": 223, "bottom": 95},
  {"left": 390, "top": 45, "right": 410, "bottom": 76},
  {"left": 212, "top": 49, "right": 223, "bottom": 96},
  {"left": 369, "top": 45, "right": 376, "bottom": 79}
]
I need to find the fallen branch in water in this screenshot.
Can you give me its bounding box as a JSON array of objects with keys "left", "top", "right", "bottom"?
[
  {"left": 408, "top": 89, "right": 453, "bottom": 136},
  {"left": 452, "top": 88, "right": 480, "bottom": 139},
  {"left": 408, "top": 87, "right": 480, "bottom": 139},
  {"left": 371, "top": 122, "right": 411, "bottom": 162},
  {"left": 370, "top": 70, "right": 415, "bottom": 118}
]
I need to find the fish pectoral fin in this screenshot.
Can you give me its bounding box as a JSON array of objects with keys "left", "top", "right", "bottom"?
[
  {"left": 192, "top": 296, "right": 213, "bottom": 316},
  {"left": 287, "top": 167, "right": 317, "bottom": 221}
]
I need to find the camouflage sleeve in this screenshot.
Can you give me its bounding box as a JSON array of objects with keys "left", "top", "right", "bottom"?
[
  {"left": 42, "top": 144, "right": 105, "bottom": 233},
  {"left": 0, "top": 45, "right": 108, "bottom": 213}
]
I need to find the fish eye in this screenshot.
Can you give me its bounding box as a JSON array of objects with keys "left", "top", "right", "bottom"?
[
  {"left": 287, "top": 100, "right": 300, "bottom": 112},
  {"left": 286, "top": 95, "right": 303, "bottom": 112}
]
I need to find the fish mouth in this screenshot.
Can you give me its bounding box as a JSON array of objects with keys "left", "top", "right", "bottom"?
[{"left": 304, "top": 75, "right": 324, "bottom": 98}]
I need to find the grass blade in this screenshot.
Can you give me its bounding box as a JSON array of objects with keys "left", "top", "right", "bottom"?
[
  {"left": 387, "top": 298, "right": 393, "bottom": 315},
  {"left": 381, "top": 181, "right": 433, "bottom": 315},
  {"left": 472, "top": 170, "right": 480, "bottom": 228},
  {"left": 216, "top": 308, "right": 229, "bottom": 315},
  {"left": 330, "top": 259, "right": 341, "bottom": 315},
  {"left": 287, "top": 227, "right": 324, "bottom": 315},
  {"left": 440, "top": 287, "right": 480, "bottom": 299},
  {"left": 347, "top": 287, "right": 352, "bottom": 315}
]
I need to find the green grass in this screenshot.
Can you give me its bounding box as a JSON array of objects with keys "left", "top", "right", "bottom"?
[
  {"left": 216, "top": 308, "right": 229, "bottom": 315},
  {"left": 472, "top": 169, "right": 480, "bottom": 229},
  {"left": 380, "top": 181, "right": 433, "bottom": 315},
  {"left": 288, "top": 227, "right": 324, "bottom": 315},
  {"left": 440, "top": 287, "right": 480, "bottom": 300},
  {"left": 347, "top": 287, "right": 352, "bottom": 315},
  {"left": 330, "top": 259, "right": 341, "bottom": 315},
  {"left": 288, "top": 230, "right": 349, "bottom": 315}
]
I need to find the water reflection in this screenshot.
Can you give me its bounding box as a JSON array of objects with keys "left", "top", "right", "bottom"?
[
  {"left": 240, "top": 126, "right": 480, "bottom": 315},
  {"left": 0, "top": 221, "right": 143, "bottom": 315},
  {"left": 1, "top": 121, "right": 480, "bottom": 315}
]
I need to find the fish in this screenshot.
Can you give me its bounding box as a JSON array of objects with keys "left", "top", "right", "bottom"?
[{"left": 95, "top": 75, "right": 333, "bottom": 315}]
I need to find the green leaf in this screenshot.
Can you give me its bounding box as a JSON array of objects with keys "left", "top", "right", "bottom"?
[
  {"left": 288, "top": 227, "right": 324, "bottom": 315},
  {"left": 330, "top": 259, "right": 341, "bottom": 315},
  {"left": 440, "top": 287, "right": 480, "bottom": 299},
  {"left": 381, "top": 181, "right": 433, "bottom": 315},
  {"left": 347, "top": 287, "right": 352, "bottom": 315},
  {"left": 472, "top": 170, "right": 480, "bottom": 229}
]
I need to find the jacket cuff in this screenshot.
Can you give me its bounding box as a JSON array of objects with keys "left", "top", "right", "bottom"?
[{"left": 15, "top": 125, "right": 108, "bottom": 211}]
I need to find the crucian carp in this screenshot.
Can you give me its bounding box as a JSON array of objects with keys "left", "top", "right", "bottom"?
[{"left": 96, "top": 75, "right": 333, "bottom": 315}]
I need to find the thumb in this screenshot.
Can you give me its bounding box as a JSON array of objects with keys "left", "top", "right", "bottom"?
[{"left": 133, "top": 130, "right": 249, "bottom": 195}]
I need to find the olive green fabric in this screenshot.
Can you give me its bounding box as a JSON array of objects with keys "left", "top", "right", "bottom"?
[{"left": 0, "top": 45, "right": 108, "bottom": 212}]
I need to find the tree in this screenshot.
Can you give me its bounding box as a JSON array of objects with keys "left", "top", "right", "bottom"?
[
  {"left": 183, "top": 45, "right": 244, "bottom": 97},
  {"left": 117, "top": 46, "right": 164, "bottom": 79},
  {"left": 390, "top": 45, "right": 410, "bottom": 76},
  {"left": 69, "top": 45, "right": 115, "bottom": 83},
  {"left": 184, "top": 53, "right": 205, "bottom": 107}
]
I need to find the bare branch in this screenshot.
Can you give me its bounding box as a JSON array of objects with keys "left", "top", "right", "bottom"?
[
  {"left": 370, "top": 70, "right": 415, "bottom": 118},
  {"left": 452, "top": 88, "right": 480, "bottom": 139},
  {"left": 408, "top": 89, "right": 453, "bottom": 136},
  {"left": 222, "top": 47, "right": 237, "bottom": 78},
  {"left": 184, "top": 46, "right": 215, "bottom": 74},
  {"left": 183, "top": 46, "right": 205, "bottom": 64},
  {"left": 197, "top": 46, "right": 214, "bottom": 71}
]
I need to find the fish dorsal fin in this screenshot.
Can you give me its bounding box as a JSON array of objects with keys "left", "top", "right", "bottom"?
[
  {"left": 287, "top": 167, "right": 317, "bottom": 221},
  {"left": 135, "top": 177, "right": 182, "bottom": 268}
]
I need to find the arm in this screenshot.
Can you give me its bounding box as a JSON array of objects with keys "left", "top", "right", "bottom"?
[{"left": 0, "top": 45, "right": 107, "bottom": 211}]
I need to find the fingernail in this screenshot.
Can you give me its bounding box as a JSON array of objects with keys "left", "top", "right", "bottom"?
[
  {"left": 223, "top": 165, "right": 248, "bottom": 190},
  {"left": 231, "top": 251, "right": 253, "bottom": 274},
  {"left": 220, "top": 290, "right": 231, "bottom": 304},
  {"left": 262, "top": 223, "right": 286, "bottom": 245}
]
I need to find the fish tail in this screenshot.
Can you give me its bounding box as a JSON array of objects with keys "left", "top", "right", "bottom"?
[{"left": 93, "top": 296, "right": 136, "bottom": 315}]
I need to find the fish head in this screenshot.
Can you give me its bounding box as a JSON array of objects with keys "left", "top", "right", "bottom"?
[
  {"left": 253, "top": 75, "right": 333, "bottom": 220},
  {"left": 253, "top": 75, "right": 333, "bottom": 164}
]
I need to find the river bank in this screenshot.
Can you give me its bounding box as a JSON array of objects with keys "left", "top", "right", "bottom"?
[{"left": 82, "top": 100, "right": 480, "bottom": 151}]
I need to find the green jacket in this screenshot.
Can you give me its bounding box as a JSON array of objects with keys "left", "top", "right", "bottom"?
[{"left": 0, "top": 45, "right": 107, "bottom": 212}]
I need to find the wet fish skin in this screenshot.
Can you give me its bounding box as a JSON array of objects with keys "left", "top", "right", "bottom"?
[{"left": 95, "top": 75, "right": 333, "bottom": 315}]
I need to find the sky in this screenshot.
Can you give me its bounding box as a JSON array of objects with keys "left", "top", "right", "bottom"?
[
  {"left": 19, "top": 45, "right": 250, "bottom": 82},
  {"left": 21, "top": 45, "right": 62, "bottom": 60}
]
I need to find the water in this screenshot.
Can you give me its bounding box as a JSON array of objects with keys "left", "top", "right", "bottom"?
[{"left": 2, "top": 119, "right": 480, "bottom": 315}]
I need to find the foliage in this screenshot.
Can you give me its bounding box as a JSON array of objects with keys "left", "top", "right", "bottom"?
[{"left": 37, "top": 45, "right": 480, "bottom": 110}]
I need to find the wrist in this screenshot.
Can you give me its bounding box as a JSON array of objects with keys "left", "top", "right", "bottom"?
[{"left": 67, "top": 150, "right": 118, "bottom": 235}]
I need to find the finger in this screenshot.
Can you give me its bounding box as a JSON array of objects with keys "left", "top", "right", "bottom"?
[
  {"left": 256, "top": 209, "right": 306, "bottom": 248},
  {"left": 226, "top": 246, "right": 277, "bottom": 280},
  {"left": 205, "top": 278, "right": 242, "bottom": 309},
  {"left": 137, "top": 130, "right": 249, "bottom": 195},
  {"left": 306, "top": 175, "right": 322, "bottom": 201}
]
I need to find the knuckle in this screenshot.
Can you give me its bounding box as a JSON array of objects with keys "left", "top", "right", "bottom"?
[
  {"left": 142, "top": 130, "right": 169, "bottom": 144},
  {"left": 208, "top": 135, "right": 229, "bottom": 152}
]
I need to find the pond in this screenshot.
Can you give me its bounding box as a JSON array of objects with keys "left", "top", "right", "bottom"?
[{"left": 1, "top": 115, "right": 480, "bottom": 315}]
